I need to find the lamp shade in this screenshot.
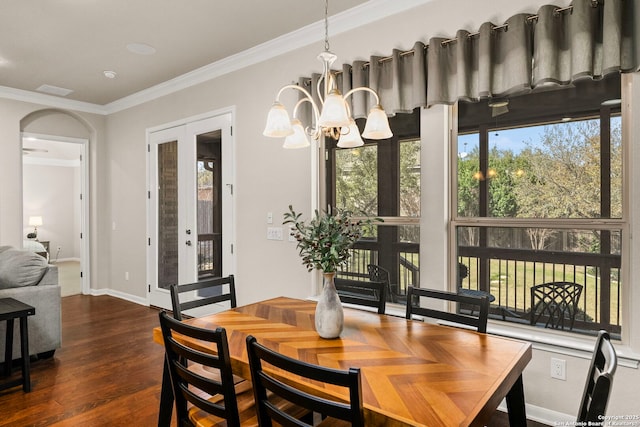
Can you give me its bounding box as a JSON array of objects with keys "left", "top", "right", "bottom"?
[
  {"left": 362, "top": 105, "right": 393, "bottom": 139},
  {"left": 263, "top": 102, "right": 294, "bottom": 137},
  {"left": 337, "top": 120, "right": 364, "bottom": 148},
  {"left": 282, "top": 119, "right": 311, "bottom": 149},
  {"left": 28, "top": 216, "right": 43, "bottom": 227},
  {"left": 318, "top": 89, "right": 350, "bottom": 128}
]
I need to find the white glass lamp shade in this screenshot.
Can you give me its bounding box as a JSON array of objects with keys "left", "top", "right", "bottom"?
[
  {"left": 318, "top": 89, "right": 350, "bottom": 128},
  {"left": 263, "top": 102, "right": 294, "bottom": 137},
  {"left": 28, "top": 216, "right": 43, "bottom": 227},
  {"left": 362, "top": 105, "right": 393, "bottom": 140},
  {"left": 282, "top": 119, "right": 311, "bottom": 149},
  {"left": 337, "top": 120, "right": 364, "bottom": 148}
]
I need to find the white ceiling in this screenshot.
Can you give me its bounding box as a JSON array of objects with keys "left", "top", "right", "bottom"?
[
  {"left": 0, "top": 0, "right": 435, "bottom": 110},
  {"left": 6, "top": 0, "right": 437, "bottom": 161}
]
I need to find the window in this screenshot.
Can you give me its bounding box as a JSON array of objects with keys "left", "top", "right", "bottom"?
[
  {"left": 454, "top": 74, "right": 623, "bottom": 337},
  {"left": 326, "top": 109, "right": 420, "bottom": 304}
]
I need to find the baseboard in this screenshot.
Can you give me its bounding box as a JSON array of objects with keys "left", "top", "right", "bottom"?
[
  {"left": 53, "top": 257, "right": 80, "bottom": 263},
  {"left": 497, "top": 400, "right": 574, "bottom": 425},
  {"left": 88, "top": 288, "right": 148, "bottom": 306}
]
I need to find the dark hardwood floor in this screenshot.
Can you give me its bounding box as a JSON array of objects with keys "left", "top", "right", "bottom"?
[{"left": 0, "top": 295, "right": 547, "bottom": 426}]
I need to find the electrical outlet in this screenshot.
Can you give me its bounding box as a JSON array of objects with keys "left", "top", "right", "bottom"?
[{"left": 550, "top": 358, "right": 566, "bottom": 380}]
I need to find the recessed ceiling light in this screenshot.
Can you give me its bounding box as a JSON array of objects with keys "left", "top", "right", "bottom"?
[
  {"left": 36, "top": 84, "right": 74, "bottom": 97},
  {"left": 127, "top": 43, "right": 156, "bottom": 55},
  {"left": 103, "top": 70, "right": 117, "bottom": 79}
]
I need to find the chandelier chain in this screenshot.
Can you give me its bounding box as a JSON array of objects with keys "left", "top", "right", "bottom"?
[{"left": 324, "top": 0, "right": 330, "bottom": 52}]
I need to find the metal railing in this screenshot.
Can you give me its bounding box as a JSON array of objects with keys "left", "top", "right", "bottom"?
[
  {"left": 458, "top": 246, "right": 621, "bottom": 335},
  {"left": 197, "top": 233, "right": 221, "bottom": 277},
  {"left": 338, "top": 240, "right": 419, "bottom": 301}
]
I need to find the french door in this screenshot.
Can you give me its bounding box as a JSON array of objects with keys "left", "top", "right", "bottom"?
[{"left": 148, "top": 113, "right": 233, "bottom": 310}]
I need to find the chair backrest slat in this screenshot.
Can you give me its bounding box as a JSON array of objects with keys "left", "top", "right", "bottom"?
[
  {"left": 170, "top": 275, "right": 237, "bottom": 320},
  {"left": 405, "top": 286, "right": 489, "bottom": 333},
  {"left": 246, "top": 335, "right": 364, "bottom": 427},
  {"left": 577, "top": 330, "right": 617, "bottom": 422}
]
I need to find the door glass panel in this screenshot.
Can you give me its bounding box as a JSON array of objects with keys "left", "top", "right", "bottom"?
[
  {"left": 157, "top": 140, "right": 179, "bottom": 290},
  {"left": 196, "top": 131, "right": 222, "bottom": 278}
]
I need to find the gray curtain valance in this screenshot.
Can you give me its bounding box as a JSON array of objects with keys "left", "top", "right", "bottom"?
[{"left": 301, "top": 0, "right": 639, "bottom": 118}]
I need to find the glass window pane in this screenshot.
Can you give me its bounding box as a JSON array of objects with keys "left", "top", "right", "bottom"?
[
  {"left": 488, "top": 119, "right": 620, "bottom": 219},
  {"left": 457, "top": 133, "right": 480, "bottom": 217},
  {"left": 400, "top": 139, "right": 421, "bottom": 217},
  {"left": 335, "top": 145, "right": 378, "bottom": 216},
  {"left": 338, "top": 224, "right": 420, "bottom": 305}
]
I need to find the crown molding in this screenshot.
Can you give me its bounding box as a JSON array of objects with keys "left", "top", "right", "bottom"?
[
  {"left": 0, "top": 85, "right": 108, "bottom": 115},
  {"left": 1, "top": 0, "right": 434, "bottom": 116}
]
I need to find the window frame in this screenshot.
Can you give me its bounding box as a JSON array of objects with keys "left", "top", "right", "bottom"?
[
  {"left": 449, "top": 77, "right": 629, "bottom": 346},
  {"left": 324, "top": 109, "right": 421, "bottom": 304}
]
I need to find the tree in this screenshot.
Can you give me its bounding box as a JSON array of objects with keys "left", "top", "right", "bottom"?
[
  {"left": 514, "top": 119, "right": 622, "bottom": 251},
  {"left": 335, "top": 145, "right": 377, "bottom": 216}
]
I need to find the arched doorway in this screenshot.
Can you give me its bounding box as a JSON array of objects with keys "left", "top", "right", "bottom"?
[{"left": 20, "top": 109, "right": 94, "bottom": 295}]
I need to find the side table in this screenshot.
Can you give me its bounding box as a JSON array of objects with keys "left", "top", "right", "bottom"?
[{"left": 0, "top": 298, "right": 35, "bottom": 392}]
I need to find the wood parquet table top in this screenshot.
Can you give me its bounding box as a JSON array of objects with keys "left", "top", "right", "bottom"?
[{"left": 153, "top": 296, "right": 531, "bottom": 426}]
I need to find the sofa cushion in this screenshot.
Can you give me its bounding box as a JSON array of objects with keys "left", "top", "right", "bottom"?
[{"left": 0, "top": 248, "right": 48, "bottom": 289}]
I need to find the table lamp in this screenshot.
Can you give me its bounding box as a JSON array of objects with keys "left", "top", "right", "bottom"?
[{"left": 28, "top": 216, "right": 42, "bottom": 239}]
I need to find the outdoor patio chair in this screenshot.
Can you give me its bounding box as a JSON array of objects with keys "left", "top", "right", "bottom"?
[{"left": 530, "top": 281, "right": 583, "bottom": 330}]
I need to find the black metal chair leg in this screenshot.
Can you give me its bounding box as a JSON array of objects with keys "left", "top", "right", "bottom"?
[{"left": 157, "top": 358, "right": 174, "bottom": 427}]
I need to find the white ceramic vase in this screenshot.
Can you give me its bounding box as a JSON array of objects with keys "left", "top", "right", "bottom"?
[{"left": 315, "top": 272, "right": 344, "bottom": 339}]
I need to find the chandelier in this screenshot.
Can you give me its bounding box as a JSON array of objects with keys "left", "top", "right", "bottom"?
[{"left": 262, "top": 0, "right": 392, "bottom": 149}]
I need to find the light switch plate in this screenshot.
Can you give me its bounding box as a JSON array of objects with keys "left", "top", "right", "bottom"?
[{"left": 267, "top": 227, "right": 283, "bottom": 240}]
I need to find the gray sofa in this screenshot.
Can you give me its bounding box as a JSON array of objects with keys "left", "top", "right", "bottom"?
[{"left": 0, "top": 246, "right": 61, "bottom": 362}]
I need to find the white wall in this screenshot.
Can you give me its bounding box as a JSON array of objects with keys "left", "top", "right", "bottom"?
[
  {"left": 22, "top": 162, "right": 80, "bottom": 260},
  {"left": 1, "top": 0, "right": 638, "bottom": 421}
]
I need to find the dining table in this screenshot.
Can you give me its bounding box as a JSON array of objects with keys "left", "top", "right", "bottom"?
[{"left": 153, "top": 296, "right": 532, "bottom": 427}]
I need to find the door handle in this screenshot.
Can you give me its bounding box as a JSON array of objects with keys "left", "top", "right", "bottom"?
[{"left": 185, "top": 240, "right": 192, "bottom": 246}]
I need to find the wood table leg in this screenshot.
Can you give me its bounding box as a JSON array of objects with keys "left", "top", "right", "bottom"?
[
  {"left": 158, "top": 358, "right": 173, "bottom": 427},
  {"left": 19, "top": 316, "right": 31, "bottom": 392},
  {"left": 506, "top": 374, "right": 527, "bottom": 426},
  {"left": 4, "top": 318, "right": 14, "bottom": 377}
]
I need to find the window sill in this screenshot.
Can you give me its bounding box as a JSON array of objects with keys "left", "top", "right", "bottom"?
[{"left": 487, "top": 321, "right": 640, "bottom": 368}]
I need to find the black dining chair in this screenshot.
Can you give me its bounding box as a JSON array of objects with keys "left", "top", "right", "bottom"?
[
  {"left": 170, "top": 275, "right": 237, "bottom": 320},
  {"left": 158, "top": 311, "right": 256, "bottom": 427},
  {"left": 246, "top": 334, "right": 365, "bottom": 427},
  {"left": 161, "top": 277, "right": 243, "bottom": 427},
  {"left": 530, "top": 281, "right": 583, "bottom": 330},
  {"left": 577, "top": 330, "right": 617, "bottom": 423},
  {"left": 405, "top": 286, "right": 490, "bottom": 333},
  {"left": 334, "top": 276, "right": 387, "bottom": 314}
]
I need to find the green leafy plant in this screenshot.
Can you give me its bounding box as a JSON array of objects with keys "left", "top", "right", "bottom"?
[{"left": 283, "top": 205, "right": 382, "bottom": 273}]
